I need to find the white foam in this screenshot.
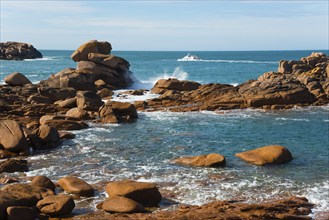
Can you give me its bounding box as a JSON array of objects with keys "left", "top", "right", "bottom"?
[
  {"left": 110, "top": 90, "right": 159, "bottom": 103},
  {"left": 24, "top": 57, "right": 56, "bottom": 61},
  {"left": 275, "top": 117, "right": 310, "bottom": 122}
]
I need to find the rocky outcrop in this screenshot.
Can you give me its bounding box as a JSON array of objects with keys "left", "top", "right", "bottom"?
[
  {"left": 106, "top": 180, "right": 162, "bottom": 207},
  {"left": 138, "top": 52, "right": 328, "bottom": 111},
  {"left": 40, "top": 40, "right": 133, "bottom": 91},
  {"left": 57, "top": 176, "right": 94, "bottom": 197},
  {"left": 0, "top": 42, "right": 42, "bottom": 60},
  {"left": 4, "top": 72, "right": 32, "bottom": 86},
  {"left": 173, "top": 153, "right": 226, "bottom": 167},
  {"left": 235, "top": 145, "right": 293, "bottom": 166},
  {"left": 76, "top": 196, "right": 314, "bottom": 220}
]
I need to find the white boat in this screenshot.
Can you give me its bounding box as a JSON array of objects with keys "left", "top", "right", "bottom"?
[{"left": 177, "top": 53, "right": 201, "bottom": 61}]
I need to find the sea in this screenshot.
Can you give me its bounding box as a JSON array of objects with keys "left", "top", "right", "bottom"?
[{"left": 0, "top": 50, "right": 329, "bottom": 217}]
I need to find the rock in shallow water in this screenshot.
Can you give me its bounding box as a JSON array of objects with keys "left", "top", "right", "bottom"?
[
  {"left": 235, "top": 145, "right": 293, "bottom": 166},
  {"left": 173, "top": 153, "right": 226, "bottom": 167}
]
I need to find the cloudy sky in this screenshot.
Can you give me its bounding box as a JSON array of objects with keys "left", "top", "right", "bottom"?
[{"left": 0, "top": 1, "right": 328, "bottom": 51}]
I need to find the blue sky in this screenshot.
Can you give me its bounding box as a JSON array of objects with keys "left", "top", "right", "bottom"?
[{"left": 0, "top": 1, "right": 328, "bottom": 50}]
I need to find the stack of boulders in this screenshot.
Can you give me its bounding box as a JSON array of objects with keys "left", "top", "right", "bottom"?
[
  {"left": 40, "top": 40, "right": 133, "bottom": 91},
  {"left": 100, "top": 180, "right": 162, "bottom": 213},
  {"left": 138, "top": 52, "right": 328, "bottom": 111},
  {"left": 0, "top": 42, "right": 43, "bottom": 60},
  {"left": 0, "top": 174, "right": 163, "bottom": 219},
  {"left": 0, "top": 175, "right": 95, "bottom": 219}
]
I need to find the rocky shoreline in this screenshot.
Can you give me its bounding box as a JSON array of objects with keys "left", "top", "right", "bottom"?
[{"left": 1, "top": 40, "right": 328, "bottom": 219}]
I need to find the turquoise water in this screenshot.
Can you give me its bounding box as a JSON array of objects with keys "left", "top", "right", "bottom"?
[{"left": 1, "top": 50, "right": 329, "bottom": 215}]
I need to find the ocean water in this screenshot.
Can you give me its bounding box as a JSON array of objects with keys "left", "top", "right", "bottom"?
[{"left": 1, "top": 50, "right": 329, "bottom": 216}]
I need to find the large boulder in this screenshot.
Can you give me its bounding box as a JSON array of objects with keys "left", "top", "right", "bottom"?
[
  {"left": 173, "top": 153, "right": 226, "bottom": 167},
  {"left": 4, "top": 72, "right": 32, "bottom": 86},
  {"left": 71, "top": 40, "right": 112, "bottom": 62},
  {"left": 102, "top": 195, "right": 145, "bottom": 213},
  {"left": 239, "top": 74, "right": 316, "bottom": 107},
  {"left": 36, "top": 125, "right": 60, "bottom": 144},
  {"left": 57, "top": 176, "right": 94, "bottom": 197},
  {"left": 235, "top": 145, "right": 293, "bottom": 166},
  {"left": 0, "top": 42, "right": 42, "bottom": 60},
  {"left": 30, "top": 176, "right": 56, "bottom": 191},
  {"left": 99, "top": 101, "right": 138, "bottom": 123},
  {"left": 105, "top": 180, "right": 162, "bottom": 206},
  {"left": 0, "top": 120, "right": 28, "bottom": 153},
  {"left": 36, "top": 194, "right": 75, "bottom": 216}
]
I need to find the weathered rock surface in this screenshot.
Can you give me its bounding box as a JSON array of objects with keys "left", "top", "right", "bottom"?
[
  {"left": 74, "top": 196, "right": 314, "bottom": 220},
  {"left": 6, "top": 206, "right": 35, "bottom": 220},
  {"left": 0, "top": 120, "right": 28, "bottom": 153},
  {"left": 106, "top": 180, "right": 162, "bottom": 206},
  {"left": 36, "top": 194, "right": 75, "bottom": 216},
  {"left": 57, "top": 176, "right": 94, "bottom": 197},
  {"left": 151, "top": 78, "right": 201, "bottom": 94},
  {"left": 0, "top": 159, "right": 28, "bottom": 173},
  {"left": 4, "top": 72, "right": 32, "bottom": 86},
  {"left": 71, "top": 40, "right": 112, "bottom": 62},
  {"left": 173, "top": 153, "right": 226, "bottom": 167},
  {"left": 235, "top": 145, "right": 293, "bottom": 166},
  {"left": 0, "top": 42, "right": 42, "bottom": 60},
  {"left": 76, "top": 91, "right": 103, "bottom": 111},
  {"left": 99, "top": 101, "right": 138, "bottom": 123},
  {"left": 102, "top": 195, "right": 145, "bottom": 213}
]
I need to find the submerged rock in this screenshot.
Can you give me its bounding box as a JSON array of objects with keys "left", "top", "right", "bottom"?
[
  {"left": 235, "top": 145, "right": 293, "bottom": 166},
  {"left": 0, "top": 42, "right": 42, "bottom": 60}
]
